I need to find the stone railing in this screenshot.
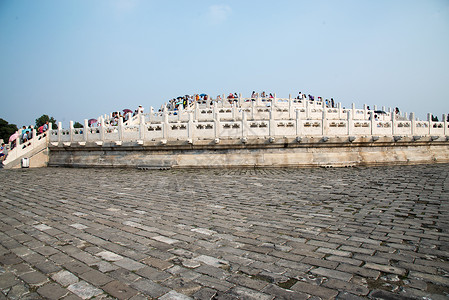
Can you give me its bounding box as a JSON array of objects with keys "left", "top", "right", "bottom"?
[
  {"left": 3, "top": 125, "right": 52, "bottom": 167},
  {"left": 50, "top": 101, "right": 448, "bottom": 145}
]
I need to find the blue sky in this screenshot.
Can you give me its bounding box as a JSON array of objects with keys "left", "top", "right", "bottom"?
[{"left": 1, "top": 0, "right": 449, "bottom": 127}]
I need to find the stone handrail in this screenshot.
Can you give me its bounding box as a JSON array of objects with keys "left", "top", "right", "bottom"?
[
  {"left": 3, "top": 126, "right": 52, "bottom": 167},
  {"left": 50, "top": 101, "right": 448, "bottom": 145}
]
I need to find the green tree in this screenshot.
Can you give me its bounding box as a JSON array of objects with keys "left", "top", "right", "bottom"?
[
  {"left": 73, "top": 122, "right": 83, "bottom": 128},
  {"left": 0, "top": 118, "right": 18, "bottom": 143},
  {"left": 35, "top": 114, "right": 58, "bottom": 129}
]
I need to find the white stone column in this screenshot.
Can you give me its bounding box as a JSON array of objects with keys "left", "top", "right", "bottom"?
[
  {"left": 337, "top": 102, "right": 342, "bottom": 119},
  {"left": 118, "top": 117, "right": 124, "bottom": 141},
  {"left": 442, "top": 114, "right": 448, "bottom": 135},
  {"left": 288, "top": 94, "right": 294, "bottom": 119},
  {"left": 306, "top": 99, "right": 310, "bottom": 119},
  {"left": 370, "top": 112, "right": 375, "bottom": 135},
  {"left": 214, "top": 111, "right": 220, "bottom": 138},
  {"left": 296, "top": 109, "right": 303, "bottom": 136},
  {"left": 427, "top": 113, "right": 432, "bottom": 135},
  {"left": 58, "top": 122, "right": 62, "bottom": 142},
  {"left": 232, "top": 104, "right": 237, "bottom": 121},
  {"left": 409, "top": 113, "right": 415, "bottom": 136},
  {"left": 149, "top": 106, "right": 154, "bottom": 123},
  {"left": 269, "top": 109, "right": 275, "bottom": 137},
  {"left": 188, "top": 112, "right": 194, "bottom": 139},
  {"left": 242, "top": 110, "right": 248, "bottom": 138},
  {"left": 391, "top": 111, "right": 396, "bottom": 135},
  {"left": 69, "top": 121, "right": 74, "bottom": 142},
  {"left": 347, "top": 111, "right": 353, "bottom": 135},
  {"left": 194, "top": 102, "right": 199, "bottom": 121},
  {"left": 139, "top": 114, "right": 145, "bottom": 140},
  {"left": 163, "top": 109, "right": 169, "bottom": 139},
  {"left": 238, "top": 93, "right": 242, "bottom": 107},
  {"left": 322, "top": 106, "right": 327, "bottom": 136},
  {"left": 351, "top": 103, "right": 356, "bottom": 120},
  {"left": 83, "top": 119, "right": 88, "bottom": 141},
  {"left": 251, "top": 100, "right": 256, "bottom": 119},
  {"left": 100, "top": 117, "right": 105, "bottom": 141}
]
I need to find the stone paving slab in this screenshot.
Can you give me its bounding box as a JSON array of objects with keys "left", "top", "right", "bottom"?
[{"left": 1, "top": 164, "right": 449, "bottom": 299}]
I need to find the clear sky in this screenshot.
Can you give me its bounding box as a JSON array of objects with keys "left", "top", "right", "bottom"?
[{"left": 1, "top": 0, "right": 449, "bottom": 127}]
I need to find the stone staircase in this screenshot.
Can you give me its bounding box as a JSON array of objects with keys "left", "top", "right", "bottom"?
[{"left": 2, "top": 131, "right": 50, "bottom": 169}]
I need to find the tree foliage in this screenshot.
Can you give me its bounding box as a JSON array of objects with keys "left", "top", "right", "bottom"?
[
  {"left": 0, "top": 118, "right": 18, "bottom": 143},
  {"left": 35, "top": 114, "right": 58, "bottom": 129},
  {"left": 73, "top": 122, "right": 83, "bottom": 128}
]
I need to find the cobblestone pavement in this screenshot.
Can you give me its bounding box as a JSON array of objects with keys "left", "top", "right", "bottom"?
[{"left": 0, "top": 165, "right": 449, "bottom": 300}]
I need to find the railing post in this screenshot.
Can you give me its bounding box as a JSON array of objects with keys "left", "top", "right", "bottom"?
[
  {"left": 391, "top": 111, "right": 396, "bottom": 135},
  {"left": 269, "top": 108, "right": 275, "bottom": 137},
  {"left": 232, "top": 104, "right": 237, "bottom": 121},
  {"left": 214, "top": 111, "right": 220, "bottom": 138},
  {"left": 163, "top": 109, "right": 169, "bottom": 139},
  {"left": 139, "top": 114, "right": 145, "bottom": 140},
  {"left": 118, "top": 117, "right": 124, "bottom": 141},
  {"left": 322, "top": 104, "right": 327, "bottom": 136},
  {"left": 83, "top": 119, "right": 88, "bottom": 141},
  {"left": 188, "top": 112, "right": 194, "bottom": 139},
  {"left": 296, "top": 109, "right": 302, "bottom": 136},
  {"left": 351, "top": 103, "right": 356, "bottom": 120},
  {"left": 194, "top": 102, "right": 199, "bottom": 121},
  {"left": 289, "top": 94, "right": 294, "bottom": 119},
  {"left": 370, "top": 112, "right": 375, "bottom": 135},
  {"left": 242, "top": 110, "right": 248, "bottom": 138},
  {"left": 306, "top": 99, "right": 310, "bottom": 119},
  {"left": 69, "top": 121, "right": 74, "bottom": 143},
  {"left": 347, "top": 111, "right": 353, "bottom": 136},
  {"left": 442, "top": 114, "right": 447, "bottom": 135},
  {"left": 427, "top": 113, "right": 432, "bottom": 135},
  {"left": 58, "top": 122, "right": 62, "bottom": 142},
  {"left": 337, "top": 102, "right": 342, "bottom": 119},
  {"left": 149, "top": 106, "right": 154, "bottom": 123},
  {"left": 251, "top": 100, "right": 256, "bottom": 120},
  {"left": 410, "top": 112, "right": 415, "bottom": 136},
  {"left": 100, "top": 117, "right": 105, "bottom": 141},
  {"left": 239, "top": 93, "right": 242, "bottom": 107}
]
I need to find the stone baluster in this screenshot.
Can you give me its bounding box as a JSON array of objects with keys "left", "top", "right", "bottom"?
[
  {"left": 118, "top": 117, "right": 124, "bottom": 141},
  {"left": 347, "top": 111, "right": 353, "bottom": 136},
  {"left": 139, "top": 114, "right": 145, "bottom": 140},
  {"left": 443, "top": 114, "right": 447, "bottom": 136},
  {"left": 288, "top": 94, "right": 294, "bottom": 119},
  {"left": 269, "top": 108, "right": 275, "bottom": 137},
  {"left": 410, "top": 112, "right": 415, "bottom": 136},
  {"left": 242, "top": 110, "right": 248, "bottom": 138},
  {"left": 194, "top": 102, "right": 199, "bottom": 121},
  {"left": 391, "top": 110, "right": 396, "bottom": 135},
  {"left": 351, "top": 103, "right": 356, "bottom": 120},
  {"left": 69, "top": 121, "right": 74, "bottom": 142},
  {"left": 83, "top": 119, "right": 88, "bottom": 141},
  {"left": 427, "top": 113, "right": 432, "bottom": 135},
  {"left": 188, "top": 112, "right": 194, "bottom": 139},
  {"left": 322, "top": 104, "right": 328, "bottom": 136},
  {"left": 370, "top": 112, "right": 375, "bottom": 135},
  {"left": 251, "top": 100, "right": 256, "bottom": 120},
  {"left": 239, "top": 93, "right": 242, "bottom": 107},
  {"left": 306, "top": 99, "right": 310, "bottom": 119},
  {"left": 214, "top": 111, "right": 220, "bottom": 138},
  {"left": 58, "top": 122, "right": 62, "bottom": 142},
  {"left": 232, "top": 104, "right": 237, "bottom": 121},
  {"left": 296, "top": 109, "right": 303, "bottom": 136},
  {"left": 337, "top": 103, "right": 342, "bottom": 119},
  {"left": 100, "top": 117, "right": 105, "bottom": 141},
  {"left": 363, "top": 104, "right": 368, "bottom": 120},
  {"left": 163, "top": 109, "right": 169, "bottom": 139},
  {"left": 149, "top": 107, "right": 154, "bottom": 123}
]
